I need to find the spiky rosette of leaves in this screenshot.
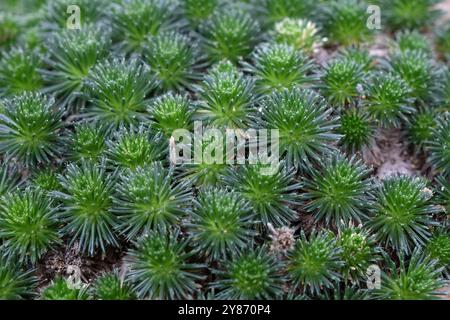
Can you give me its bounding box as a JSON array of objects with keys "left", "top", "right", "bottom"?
[
  {"left": 319, "top": 284, "right": 371, "bottom": 300},
  {"left": 272, "top": 18, "right": 323, "bottom": 54},
  {"left": 284, "top": 291, "right": 308, "bottom": 300},
  {"left": 32, "top": 168, "right": 61, "bottom": 192},
  {"left": 338, "top": 108, "right": 376, "bottom": 153},
  {"left": 195, "top": 63, "right": 255, "bottom": 128},
  {"left": 375, "top": 250, "right": 444, "bottom": 300},
  {"left": 42, "top": 26, "right": 111, "bottom": 109},
  {"left": 114, "top": 163, "right": 192, "bottom": 240},
  {"left": 212, "top": 246, "right": 285, "bottom": 299},
  {"left": 260, "top": 87, "right": 340, "bottom": 169},
  {"left": 93, "top": 270, "right": 136, "bottom": 300},
  {"left": 111, "top": 0, "right": 179, "bottom": 52},
  {"left": 436, "top": 22, "right": 450, "bottom": 61},
  {"left": 363, "top": 73, "right": 415, "bottom": 127},
  {"left": 338, "top": 46, "right": 375, "bottom": 72},
  {"left": 14, "top": 14, "right": 41, "bottom": 50},
  {"left": 319, "top": 57, "right": 365, "bottom": 107},
  {"left": 381, "top": 0, "right": 441, "bottom": 31},
  {"left": 107, "top": 126, "right": 166, "bottom": 170},
  {"left": 53, "top": 161, "right": 118, "bottom": 255},
  {"left": 435, "top": 175, "right": 450, "bottom": 213},
  {"left": 41, "top": 276, "right": 89, "bottom": 300},
  {"left": 0, "top": 46, "right": 42, "bottom": 96},
  {"left": 0, "top": 0, "right": 31, "bottom": 11},
  {"left": 367, "top": 176, "right": 438, "bottom": 253},
  {"left": 69, "top": 122, "right": 109, "bottom": 163},
  {"left": 243, "top": 43, "right": 315, "bottom": 94},
  {"left": 425, "top": 229, "right": 450, "bottom": 273},
  {"left": 0, "top": 13, "right": 19, "bottom": 47},
  {"left": 41, "top": 0, "right": 109, "bottom": 32},
  {"left": 0, "top": 92, "right": 64, "bottom": 165},
  {"left": 258, "top": 0, "right": 315, "bottom": 25},
  {"left": 149, "top": 92, "right": 194, "bottom": 138},
  {"left": 6, "top": 1, "right": 43, "bottom": 11},
  {"left": 427, "top": 115, "right": 450, "bottom": 177},
  {"left": 187, "top": 187, "right": 255, "bottom": 259},
  {"left": 320, "top": 0, "right": 374, "bottom": 46},
  {"left": 0, "top": 163, "right": 21, "bottom": 197},
  {"left": 144, "top": 31, "right": 203, "bottom": 92},
  {"left": 302, "top": 152, "right": 372, "bottom": 227},
  {"left": 386, "top": 49, "right": 437, "bottom": 101},
  {"left": 407, "top": 108, "right": 438, "bottom": 150},
  {"left": 125, "top": 229, "right": 204, "bottom": 299},
  {"left": 84, "top": 58, "right": 156, "bottom": 128},
  {"left": 0, "top": 188, "right": 61, "bottom": 264},
  {"left": 287, "top": 230, "right": 342, "bottom": 295},
  {"left": 392, "top": 30, "right": 431, "bottom": 55},
  {"left": 199, "top": 9, "right": 260, "bottom": 63},
  {"left": 225, "top": 162, "right": 301, "bottom": 227},
  {"left": 0, "top": 256, "right": 36, "bottom": 300},
  {"left": 337, "top": 224, "right": 380, "bottom": 283},
  {"left": 182, "top": 0, "right": 220, "bottom": 26}
]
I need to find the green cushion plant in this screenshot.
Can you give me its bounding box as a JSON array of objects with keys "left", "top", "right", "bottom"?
[{"left": 0, "top": 0, "right": 448, "bottom": 301}]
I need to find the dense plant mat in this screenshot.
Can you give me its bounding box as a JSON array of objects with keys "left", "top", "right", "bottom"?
[{"left": 0, "top": 0, "right": 449, "bottom": 300}]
